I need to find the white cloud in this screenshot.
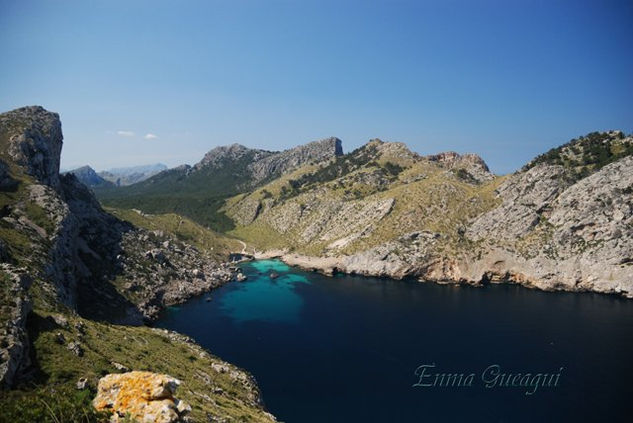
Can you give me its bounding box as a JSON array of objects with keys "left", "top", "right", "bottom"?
[
  {"left": 144, "top": 133, "right": 158, "bottom": 140},
  {"left": 117, "top": 130, "right": 135, "bottom": 137}
]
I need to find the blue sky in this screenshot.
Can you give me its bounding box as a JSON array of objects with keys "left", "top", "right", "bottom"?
[{"left": 1, "top": 0, "right": 631, "bottom": 174}]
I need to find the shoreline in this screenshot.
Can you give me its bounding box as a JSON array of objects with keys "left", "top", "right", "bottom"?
[{"left": 235, "top": 250, "right": 633, "bottom": 300}]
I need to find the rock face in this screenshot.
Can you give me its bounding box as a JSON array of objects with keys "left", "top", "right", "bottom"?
[
  {"left": 0, "top": 106, "right": 245, "bottom": 383},
  {"left": 193, "top": 137, "right": 343, "bottom": 187},
  {"left": 1, "top": 106, "right": 63, "bottom": 190},
  {"left": 462, "top": 155, "right": 633, "bottom": 295},
  {"left": 0, "top": 159, "right": 18, "bottom": 191},
  {"left": 93, "top": 371, "right": 190, "bottom": 423},
  {"left": 248, "top": 137, "right": 343, "bottom": 184},
  {"left": 0, "top": 265, "right": 32, "bottom": 388}
]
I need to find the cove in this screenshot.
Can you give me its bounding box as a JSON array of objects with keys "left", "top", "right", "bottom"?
[{"left": 156, "top": 259, "right": 633, "bottom": 422}]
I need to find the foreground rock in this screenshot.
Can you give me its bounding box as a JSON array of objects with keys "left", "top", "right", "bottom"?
[{"left": 93, "top": 371, "right": 190, "bottom": 422}]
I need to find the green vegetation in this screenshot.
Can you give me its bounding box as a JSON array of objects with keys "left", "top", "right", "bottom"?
[
  {"left": 524, "top": 131, "right": 633, "bottom": 181},
  {"left": 0, "top": 385, "right": 110, "bottom": 423},
  {"left": 284, "top": 144, "right": 380, "bottom": 191},
  {"left": 23, "top": 202, "right": 55, "bottom": 236},
  {"left": 106, "top": 208, "right": 242, "bottom": 259},
  {"left": 453, "top": 168, "right": 477, "bottom": 184},
  {"left": 95, "top": 150, "right": 273, "bottom": 232},
  {"left": 98, "top": 192, "right": 235, "bottom": 232},
  {"left": 277, "top": 146, "right": 405, "bottom": 201}
]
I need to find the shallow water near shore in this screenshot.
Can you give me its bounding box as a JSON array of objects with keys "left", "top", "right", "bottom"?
[{"left": 157, "top": 259, "right": 633, "bottom": 422}]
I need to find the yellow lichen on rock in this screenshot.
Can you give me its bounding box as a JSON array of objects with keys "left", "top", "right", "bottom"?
[{"left": 93, "top": 371, "right": 191, "bottom": 422}]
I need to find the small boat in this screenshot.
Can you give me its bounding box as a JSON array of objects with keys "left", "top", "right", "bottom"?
[{"left": 269, "top": 272, "right": 279, "bottom": 280}]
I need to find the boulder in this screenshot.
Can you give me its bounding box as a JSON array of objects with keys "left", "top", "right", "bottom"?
[{"left": 93, "top": 371, "right": 190, "bottom": 423}]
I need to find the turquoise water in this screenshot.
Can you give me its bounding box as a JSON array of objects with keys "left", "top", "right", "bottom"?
[
  {"left": 219, "top": 259, "right": 309, "bottom": 323},
  {"left": 157, "top": 259, "right": 633, "bottom": 422}
]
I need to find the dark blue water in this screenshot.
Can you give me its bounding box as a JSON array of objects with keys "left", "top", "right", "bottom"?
[{"left": 157, "top": 259, "right": 633, "bottom": 422}]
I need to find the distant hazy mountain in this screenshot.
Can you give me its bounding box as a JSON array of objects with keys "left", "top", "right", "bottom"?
[
  {"left": 98, "top": 163, "right": 167, "bottom": 186},
  {"left": 64, "top": 165, "right": 115, "bottom": 188}
]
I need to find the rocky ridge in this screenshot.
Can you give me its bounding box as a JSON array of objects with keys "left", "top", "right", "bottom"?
[{"left": 227, "top": 132, "right": 632, "bottom": 298}]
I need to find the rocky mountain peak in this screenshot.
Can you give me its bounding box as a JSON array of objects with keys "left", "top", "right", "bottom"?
[
  {"left": 0, "top": 106, "right": 63, "bottom": 190},
  {"left": 247, "top": 137, "right": 343, "bottom": 184},
  {"left": 194, "top": 143, "right": 272, "bottom": 171},
  {"left": 426, "top": 151, "right": 493, "bottom": 182},
  {"left": 370, "top": 140, "right": 419, "bottom": 162}
]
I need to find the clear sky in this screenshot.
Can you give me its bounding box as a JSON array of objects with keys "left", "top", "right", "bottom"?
[{"left": 1, "top": 0, "right": 631, "bottom": 174}]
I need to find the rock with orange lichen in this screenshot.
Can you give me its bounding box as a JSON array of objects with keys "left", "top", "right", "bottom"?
[{"left": 93, "top": 371, "right": 191, "bottom": 422}]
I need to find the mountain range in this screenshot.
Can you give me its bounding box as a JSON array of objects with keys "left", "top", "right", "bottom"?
[
  {"left": 65, "top": 163, "right": 167, "bottom": 188},
  {"left": 96, "top": 123, "right": 633, "bottom": 299}
]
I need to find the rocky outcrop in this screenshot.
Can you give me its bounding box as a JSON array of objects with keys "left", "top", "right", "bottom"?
[
  {"left": 93, "top": 371, "right": 190, "bottom": 422},
  {"left": 0, "top": 106, "right": 278, "bottom": 420},
  {"left": 1, "top": 106, "right": 63, "bottom": 190},
  {"left": 426, "top": 151, "right": 494, "bottom": 183},
  {"left": 113, "top": 229, "right": 235, "bottom": 321},
  {"left": 0, "top": 266, "right": 32, "bottom": 389},
  {"left": 194, "top": 143, "right": 273, "bottom": 172},
  {"left": 467, "top": 164, "right": 570, "bottom": 241},
  {"left": 194, "top": 137, "right": 343, "bottom": 186},
  {"left": 248, "top": 137, "right": 343, "bottom": 184},
  {"left": 462, "top": 155, "right": 633, "bottom": 296}
]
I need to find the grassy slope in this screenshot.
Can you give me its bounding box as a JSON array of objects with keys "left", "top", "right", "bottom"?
[
  {"left": 1, "top": 311, "right": 273, "bottom": 423},
  {"left": 225, "top": 150, "right": 505, "bottom": 257},
  {"left": 106, "top": 208, "right": 243, "bottom": 259}
]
